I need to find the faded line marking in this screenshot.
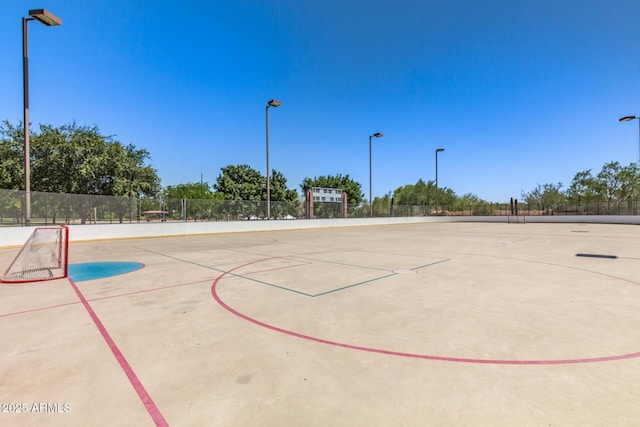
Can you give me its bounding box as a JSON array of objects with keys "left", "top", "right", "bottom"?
[
  {"left": 411, "top": 259, "right": 450, "bottom": 271},
  {"left": 289, "top": 254, "right": 394, "bottom": 272},
  {"left": 0, "top": 301, "right": 79, "bottom": 318},
  {"left": 137, "top": 248, "right": 314, "bottom": 296},
  {"left": 140, "top": 249, "right": 446, "bottom": 298},
  {"left": 312, "top": 273, "right": 398, "bottom": 297}
]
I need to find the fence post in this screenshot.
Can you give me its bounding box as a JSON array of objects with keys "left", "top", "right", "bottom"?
[{"left": 305, "top": 189, "right": 314, "bottom": 219}]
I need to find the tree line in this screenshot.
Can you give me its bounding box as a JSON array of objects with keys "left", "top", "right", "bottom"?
[
  {"left": 521, "top": 162, "right": 640, "bottom": 214},
  {"left": 0, "top": 121, "right": 363, "bottom": 208},
  {"left": 3, "top": 120, "right": 639, "bottom": 217},
  {"left": 0, "top": 119, "right": 471, "bottom": 213},
  {"left": 1, "top": 121, "right": 159, "bottom": 198}
]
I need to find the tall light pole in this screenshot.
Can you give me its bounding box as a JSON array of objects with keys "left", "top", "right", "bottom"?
[
  {"left": 619, "top": 115, "right": 640, "bottom": 165},
  {"left": 23, "top": 9, "right": 62, "bottom": 226},
  {"left": 369, "top": 132, "right": 383, "bottom": 217},
  {"left": 265, "top": 99, "right": 281, "bottom": 220},
  {"left": 435, "top": 148, "right": 445, "bottom": 215}
]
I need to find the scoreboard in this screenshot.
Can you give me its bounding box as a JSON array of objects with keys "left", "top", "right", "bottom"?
[{"left": 310, "top": 187, "right": 343, "bottom": 203}]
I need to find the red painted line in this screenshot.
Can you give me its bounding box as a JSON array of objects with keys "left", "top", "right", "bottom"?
[
  {"left": 0, "top": 301, "right": 80, "bottom": 318},
  {"left": 0, "top": 278, "right": 214, "bottom": 318},
  {"left": 67, "top": 278, "right": 169, "bottom": 426},
  {"left": 87, "top": 278, "right": 213, "bottom": 302},
  {"left": 211, "top": 259, "right": 640, "bottom": 365}
]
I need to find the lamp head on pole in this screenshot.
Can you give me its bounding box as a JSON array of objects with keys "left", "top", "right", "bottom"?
[
  {"left": 371, "top": 132, "right": 383, "bottom": 138},
  {"left": 619, "top": 115, "right": 638, "bottom": 122},
  {"left": 28, "top": 9, "right": 62, "bottom": 26},
  {"left": 436, "top": 148, "right": 445, "bottom": 153},
  {"left": 267, "top": 99, "right": 281, "bottom": 108}
]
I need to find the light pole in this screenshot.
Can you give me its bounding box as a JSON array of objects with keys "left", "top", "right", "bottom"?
[
  {"left": 619, "top": 115, "right": 640, "bottom": 165},
  {"left": 435, "top": 148, "right": 445, "bottom": 215},
  {"left": 369, "top": 132, "right": 383, "bottom": 217},
  {"left": 265, "top": 99, "right": 281, "bottom": 220},
  {"left": 23, "top": 9, "right": 62, "bottom": 226}
]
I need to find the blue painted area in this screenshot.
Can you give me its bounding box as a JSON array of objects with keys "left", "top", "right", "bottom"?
[{"left": 68, "top": 262, "right": 144, "bottom": 282}]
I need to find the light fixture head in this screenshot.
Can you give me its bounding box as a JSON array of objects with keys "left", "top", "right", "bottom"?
[
  {"left": 29, "top": 9, "right": 62, "bottom": 26},
  {"left": 372, "top": 132, "right": 383, "bottom": 138},
  {"left": 436, "top": 148, "right": 445, "bottom": 153},
  {"left": 267, "top": 99, "right": 282, "bottom": 107},
  {"left": 619, "top": 115, "right": 638, "bottom": 122}
]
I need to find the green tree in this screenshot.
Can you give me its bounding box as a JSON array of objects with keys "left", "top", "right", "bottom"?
[
  {"left": 393, "top": 179, "right": 428, "bottom": 206},
  {"left": 596, "top": 162, "right": 622, "bottom": 210},
  {"left": 0, "top": 121, "right": 159, "bottom": 197},
  {"left": 372, "top": 192, "right": 392, "bottom": 216},
  {"left": 521, "top": 182, "right": 564, "bottom": 214},
  {"left": 268, "top": 170, "right": 299, "bottom": 203},
  {"left": 438, "top": 187, "right": 457, "bottom": 209},
  {"left": 458, "top": 193, "right": 484, "bottom": 205},
  {"left": 214, "top": 164, "right": 264, "bottom": 219},
  {"left": 566, "top": 170, "right": 599, "bottom": 203},
  {"left": 300, "top": 174, "right": 364, "bottom": 205},
  {"left": 0, "top": 122, "right": 23, "bottom": 190},
  {"left": 163, "top": 182, "right": 218, "bottom": 221},
  {"left": 617, "top": 163, "right": 640, "bottom": 201},
  {"left": 117, "top": 143, "right": 160, "bottom": 199},
  {"left": 268, "top": 170, "right": 300, "bottom": 218},
  {"left": 214, "top": 164, "right": 264, "bottom": 201},
  {"left": 165, "top": 182, "right": 215, "bottom": 200},
  {"left": 594, "top": 161, "right": 640, "bottom": 213},
  {"left": 392, "top": 179, "right": 456, "bottom": 207},
  {"left": 1, "top": 121, "right": 160, "bottom": 224},
  {"left": 214, "top": 164, "right": 299, "bottom": 219},
  {"left": 453, "top": 193, "right": 491, "bottom": 215}
]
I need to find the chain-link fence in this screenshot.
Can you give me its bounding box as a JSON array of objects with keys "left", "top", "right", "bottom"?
[
  {"left": 513, "top": 200, "right": 640, "bottom": 216},
  {"left": 2, "top": 189, "right": 639, "bottom": 226},
  {"left": 0, "top": 189, "right": 302, "bottom": 226}
]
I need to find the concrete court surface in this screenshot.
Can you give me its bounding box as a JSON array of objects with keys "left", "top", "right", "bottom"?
[{"left": 1, "top": 221, "right": 640, "bottom": 427}]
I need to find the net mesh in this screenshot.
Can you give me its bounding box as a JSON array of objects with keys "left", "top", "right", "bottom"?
[{"left": 1, "top": 226, "right": 69, "bottom": 283}]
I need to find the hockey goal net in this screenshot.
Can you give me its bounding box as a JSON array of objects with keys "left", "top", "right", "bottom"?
[{"left": 1, "top": 225, "right": 69, "bottom": 283}]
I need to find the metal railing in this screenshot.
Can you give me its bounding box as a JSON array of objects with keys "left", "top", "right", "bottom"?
[{"left": 1, "top": 189, "right": 639, "bottom": 226}]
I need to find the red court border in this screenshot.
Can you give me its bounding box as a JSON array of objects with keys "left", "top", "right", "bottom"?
[{"left": 211, "top": 258, "right": 640, "bottom": 365}]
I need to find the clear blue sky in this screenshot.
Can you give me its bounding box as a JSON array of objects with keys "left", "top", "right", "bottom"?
[{"left": 2, "top": 1, "right": 640, "bottom": 202}]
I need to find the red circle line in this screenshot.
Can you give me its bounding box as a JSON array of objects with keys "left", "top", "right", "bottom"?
[{"left": 211, "top": 258, "right": 640, "bottom": 365}]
